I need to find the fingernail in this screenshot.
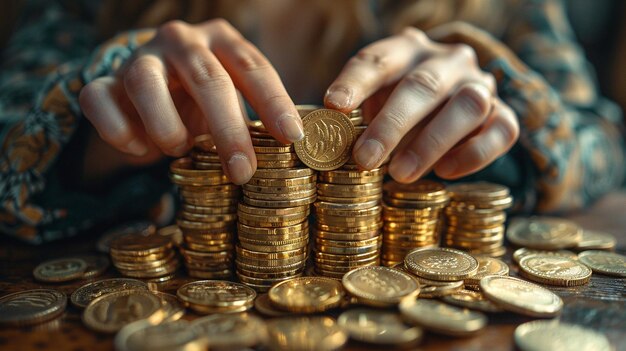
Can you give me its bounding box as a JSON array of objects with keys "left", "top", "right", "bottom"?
[
  {"left": 126, "top": 139, "right": 148, "bottom": 156},
  {"left": 436, "top": 158, "right": 458, "bottom": 176},
  {"left": 354, "top": 139, "right": 384, "bottom": 170},
  {"left": 277, "top": 114, "right": 304, "bottom": 142},
  {"left": 227, "top": 152, "right": 253, "bottom": 184},
  {"left": 389, "top": 151, "right": 420, "bottom": 181},
  {"left": 172, "top": 142, "right": 189, "bottom": 156},
  {"left": 325, "top": 86, "right": 353, "bottom": 109}
]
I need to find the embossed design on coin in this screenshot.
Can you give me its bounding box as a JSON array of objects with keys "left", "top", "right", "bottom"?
[
  {"left": 404, "top": 248, "right": 478, "bottom": 281},
  {"left": 578, "top": 250, "right": 626, "bottom": 277},
  {"left": 399, "top": 298, "right": 487, "bottom": 336},
  {"left": 464, "top": 257, "right": 509, "bottom": 287},
  {"left": 519, "top": 255, "right": 591, "bottom": 286},
  {"left": 506, "top": 217, "right": 582, "bottom": 249},
  {"left": 512, "top": 248, "right": 578, "bottom": 264},
  {"left": 338, "top": 308, "right": 423, "bottom": 346},
  {"left": 71, "top": 278, "right": 149, "bottom": 308},
  {"left": 33, "top": 257, "right": 87, "bottom": 283},
  {"left": 480, "top": 276, "right": 563, "bottom": 317},
  {"left": 0, "top": 289, "right": 67, "bottom": 326},
  {"left": 266, "top": 317, "right": 348, "bottom": 351},
  {"left": 514, "top": 320, "right": 612, "bottom": 351},
  {"left": 177, "top": 280, "right": 256, "bottom": 313},
  {"left": 575, "top": 230, "right": 616, "bottom": 250},
  {"left": 191, "top": 313, "right": 267, "bottom": 349},
  {"left": 295, "top": 109, "right": 355, "bottom": 171},
  {"left": 342, "top": 266, "right": 419, "bottom": 307},
  {"left": 82, "top": 290, "right": 164, "bottom": 333},
  {"left": 269, "top": 277, "right": 345, "bottom": 313}
]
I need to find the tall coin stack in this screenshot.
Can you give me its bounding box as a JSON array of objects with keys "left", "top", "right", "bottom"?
[
  {"left": 381, "top": 180, "right": 450, "bottom": 267},
  {"left": 312, "top": 124, "right": 384, "bottom": 278},
  {"left": 444, "top": 182, "right": 513, "bottom": 257},
  {"left": 235, "top": 121, "right": 315, "bottom": 292},
  {"left": 170, "top": 135, "right": 240, "bottom": 279}
]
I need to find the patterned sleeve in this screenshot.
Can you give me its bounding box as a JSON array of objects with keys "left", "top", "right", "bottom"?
[
  {"left": 0, "top": 2, "right": 168, "bottom": 243},
  {"left": 430, "top": 0, "right": 625, "bottom": 213}
]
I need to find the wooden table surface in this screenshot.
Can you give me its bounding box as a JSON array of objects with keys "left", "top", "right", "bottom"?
[{"left": 1, "top": 192, "right": 625, "bottom": 351}]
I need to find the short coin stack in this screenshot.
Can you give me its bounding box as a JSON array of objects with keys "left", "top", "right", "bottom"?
[
  {"left": 171, "top": 135, "right": 240, "bottom": 279},
  {"left": 444, "top": 182, "right": 513, "bottom": 257},
  {"left": 109, "top": 233, "right": 179, "bottom": 281},
  {"left": 381, "top": 180, "right": 449, "bottom": 267},
  {"left": 235, "top": 121, "right": 315, "bottom": 292}
]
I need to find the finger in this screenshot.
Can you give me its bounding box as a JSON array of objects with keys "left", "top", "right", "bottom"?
[
  {"left": 433, "top": 99, "right": 519, "bottom": 179},
  {"left": 325, "top": 28, "right": 435, "bottom": 112},
  {"left": 353, "top": 51, "right": 471, "bottom": 170},
  {"left": 123, "top": 54, "right": 191, "bottom": 157},
  {"left": 208, "top": 20, "right": 303, "bottom": 143},
  {"left": 388, "top": 83, "right": 492, "bottom": 183},
  {"left": 361, "top": 83, "right": 397, "bottom": 125},
  {"left": 79, "top": 77, "right": 149, "bottom": 156},
  {"left": 165, "top": 43, "right": 255, "bottom": 185}
]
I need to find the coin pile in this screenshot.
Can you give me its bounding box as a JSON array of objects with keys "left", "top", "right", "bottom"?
[
  {"left": 170, "top": 135, "right": 240, "bottom": 280},
  {"left": 381, "top": 180, "right": 449, "bottom": 267},
  {"left": 444, "top": 182, "right": 513, "bottom": 257},
  {"left": 235, "top": 121, "right": 314, "bottom": 291},
  {"left": 109, "top": 233, "right": 179, "bottom": 281}
]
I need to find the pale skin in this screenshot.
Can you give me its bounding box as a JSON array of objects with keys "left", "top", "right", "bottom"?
[{"left": 79, "top": 19, "right": 519, "bottom": 185}]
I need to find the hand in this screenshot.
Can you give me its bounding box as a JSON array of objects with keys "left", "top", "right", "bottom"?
[
  {"left": 79, "top": 19, "right": 304, "bottom": 185},
  {"left": 325, "top": 27, "right": 519, "bottom": 183}
]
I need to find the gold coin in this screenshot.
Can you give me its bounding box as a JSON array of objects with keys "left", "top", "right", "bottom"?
[
  {"left": 384, "top": 196, "right": 449, "bottom": 209},
  {"left": 338, "top": 308, "right": 423, "bottom": 346},
  {"left": 446, "top": 181, "right": 510, "bottom": 200},
  {"left": 251, "top": 137, "right": 290, "bottom": 147},
  {"left": 194, "top": 134, "right": 217, "bottom": 152},
  {"left": 243, "top": 188, "right": 316, "bottom": 200},
  {"left": 115, "top": 320, "right": 205, "bottom": 351},
  {"left": 315, "top": 205, "right": 382, "bottom": 217},
  {"left": 254, "top": 294, "right": 293, "bottom": 317},
  {"left": 506, "top": 217, "right": 582, "bottom": 249},
  {"left": 256, "top": 152, "right": 299, "bottom": 161},
  {"left": 256, "top": 159, "right": 302, "bottom": 168},
  {"left": 243, "top": 194, "right": 317, "bottom": 208},
  {"left": 383, "top": 179, "right": 447, "bottom": 200},
  {"left": 315, "top": 250, "right": 379, "bottom": 262},
  {"left": 404, "top": 247, "right": 479, "bottom": 281},
  {"left": 96, "top": 221, "right": 156, "bottom": 253},
  {"left": 519, "top": 254, "right": 592, "bottom": 286},
  {"left": 316, "top": 221, "right": 382, "bottom": 234},
  {"left": 317, "top": 193, "right": 382, "bottom": 204},
  {"left": 318, "top": 174, "right": 384, "bottom": 185},
  {"left": 238, "top": 221, "right": 309, "bottom": 236},
  {"left": 317, "top": 241, "right": 381, "bottom": 255},
  {"left": 479, "top": 276, "right": 563, "bottom": 317},
  {"left": 512, "top": 247, "right": 577, "bottom": 264},
  {"left": 315, "top": 228, "right": 380, "bottom": 241},
  {"left": 441, "top": 290, "right": 503, "bottom": 313},
  {"left": 316, "top": 260, "right": 378, "bottom": 273},
  {"left": 151, "top": 292, "right": 185, "bottom": 322},
  {"left": 242, "top": 183, "right": 316, "bottom": 194},
  {"left": 191, "top": 313, "right": 267, "bottom": 349},
  {"left": 193, "top": 161, "right": 222, "bottom": 170},
  {"left": 268, "top": 277, "right": 345, "bottom": 313},
  {"left": 514, "top": 320, "right": 613, "bottom": 351},
  {"left": 575, "top": 230, "right": 617, "bottom": 250},
  {"left": 399, "top": 298, "right": 487, "bottom": 337},
  {"left": 341, "top": 266, "right": 419, "bottom": 307},
  {"left": 83, "top": 290, "right": 164, "bottom": 333},
  {"left": 0, "top": 289, "right": 67, "bottom": 326},
  {"left": 176, "top": 280, "right": 256, "bottom": 311},
  {"left": 238, "top": 272, "right": 303, "bottom": 288},
  {"left": 294, "top": 109, "right": 355, "bottom": 171},
  {"left": 577, "top": 250, "right": 626, "bottom": 277},
  {"left": 254, "top": 145, "right": 295, "bottom": 153},
  {"left": 253, "top": 167, "right": 315, "bottom": 179},
  {"left": 266, "top": 316, "right": 348, "bottom": 351},
  {"left": 315, "top": 199, "right": 381, "bottom": 212},
  {"left": 71, "top": 278, "right": 148, "bottom": 308},
  {"left": 169, "top": 158, "right": 225, "bottom": 178},
  {"left": 73, "top": 254, "right": 111, "bottom": 279},
  {"left": 416, "top": 280, "right": 464, "bottom": 298},
  {"left": 316, "top": 236, "right": 380, "bottom": 248},
  {"left": 181, "top": 203, "right": 237, "bottom": 215},
  {"left": 110, "top": 234, "right": 173, "bottom": 256},
  {"left": 463, "top": 257, "right": 509, "bottom": 288},
  {"left": 237, "top": 210, "right": 309, "bottom": 225},
  {"left": 246, "top": 175, "right": 316, "bottom": 187},
  {"left": 187, "top": 269, "right": 233, "bottom": 280},
  {"left": 33, "top": 257, "right": 87, "bottom": 283}
]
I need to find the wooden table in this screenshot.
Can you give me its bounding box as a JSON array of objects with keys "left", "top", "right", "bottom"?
[{"left": 1, "top": 192, "right": 625, "bottom": 351}]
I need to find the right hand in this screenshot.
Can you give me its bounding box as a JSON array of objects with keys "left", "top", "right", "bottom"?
[{"left": 79, "top": 19, "right": 303, "bottom": 185}]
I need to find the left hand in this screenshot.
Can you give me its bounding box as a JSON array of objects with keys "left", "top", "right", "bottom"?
[{"left": 324, "top": 26, "right": 519, "bottom": 183}]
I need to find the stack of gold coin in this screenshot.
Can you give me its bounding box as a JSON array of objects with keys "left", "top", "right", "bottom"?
[
  {"left": 235, "top": 121, "right": 315, "bottom": 292},
  {"left": 170, "top": 135, "right": 240, "bottom": 279},
  {"left": 313, "top": 166, "right": 385, "bottom": 278},
  {"left": 444, "top": 182, "right": 513, "bottom": 257},
  {"left": 109, "top": 233, "right": 179, "bottom": 281},
  {"left": 381, "top": 180, "right": 449, "bottom": 267}
]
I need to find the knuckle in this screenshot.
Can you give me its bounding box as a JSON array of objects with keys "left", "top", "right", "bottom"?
[
  {"left": 352, "top": 49, "right": 388, "bottom": 70},
  {"left": 152, "top": 127, "right": 187, "bottom": 149},
  {"left": 232, "top": 47, "right": 271, "bottom": 73},
  {"left": 404, "top": 69, "right": 441, "bottom": 99},
  {"left": 451, "top": 43, "right": 477, "bottom": 64},
  {"left": 401, "top": 27, "right": 429, "bottom": 45},
  {"left": 185, "top": 47, "right": 232, "bottom": 87},
  {"left": 78, "top": 81, "right": 101, "bottom": 110},
  {"left": 382, "top": 109, "right": 409, "bottom": 134},
  {"left": 124, "top": 56, "right": 163, "bottom": 92},
  {"left": 424, "top": 131, "right": 446, "bottom": 153},
  {"left": 457, "top": 85, "right": 491, "bottom": 117},
  {"left": 481, "top": 72, "right": 497, "bottom": 92},
  {"left": 470, "top": 143, "right": 490, "bottom": 164},
  {"left": 208, "top": 18, "right": 235, "bottom": 35},
  {"left": 158, "top": 20, "right": 188, "bottom": 42}
]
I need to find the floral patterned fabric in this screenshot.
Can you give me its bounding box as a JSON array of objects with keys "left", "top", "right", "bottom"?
[{"left": 0, "top": 0, "right": 623, "bottom": 243}]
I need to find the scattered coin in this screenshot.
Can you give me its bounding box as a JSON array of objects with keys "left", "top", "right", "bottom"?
[
  {"left": 518, "top": 254, "right": 592, "bottom": 286},
  {"left": 578, "top": 250, "right": 626, "bottom": 277},
  {"left": 269, "top": 277, "right": 345, "bottom": 313},
  {"left": 176, "top": 280, "right": 256, "bottom": 314},
  {"left": 254, "top": 294, "right": 293, "bottom": 317},
  {"left": 294, "top": 109, "right": 355, "bottom": 171},
  {"left": 514, "top": 320, "right": 612, "bottom": 351},
  {"left": 399, "top": 298, "right": 487, "bottom": 337},
  {"left": 480, "top": 276, "right": 563, "bottom": 317},
  {"left": 506, "top": 217, "right": 582, "bottom": 249},
  {"left": 71, "top": 278, "right": 149, "bottom": 308},
  {"left": 0, "top": 289, "right": 67, "bottom": 326},
  {"left": 115, "top": 320, "right": 205, "bottom": 351},
  {"left": 83, "top": 289, "right": 164, "bottom": 333},
  {"left": 33, "top": 257, "right": 88, "bottom": 283},
  {"left": 338, "top": 308, "right": 423, "bottom": 346},
  {"left": 152, "top": 291, "right": 185, "bottom": 322},
  {"left": 72, "top": 254, "right": 110, "bottom": 279},
  {"left": 574, "top": 230, "right": 617, "bottom": 251},
  {"left": 512, "top": 247, "right": 578, "bottom": 264},
  {"left": 266, "top": 317, "right": 348, "bottom": 351},
  {"left": 441, "top": 290, "right": 504, "bottom": 313},
  {"left": 463, "top": 257, "right": 509, "bottom": 289},
  {"left": 404, "top": 247, "right": 479, "bottom": 281},
  {"left": 342, "top": 266, "right": 419, "bottom": 307},
  {"left": 191, "top": 313, "right": 267, "bottom": 349}
]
